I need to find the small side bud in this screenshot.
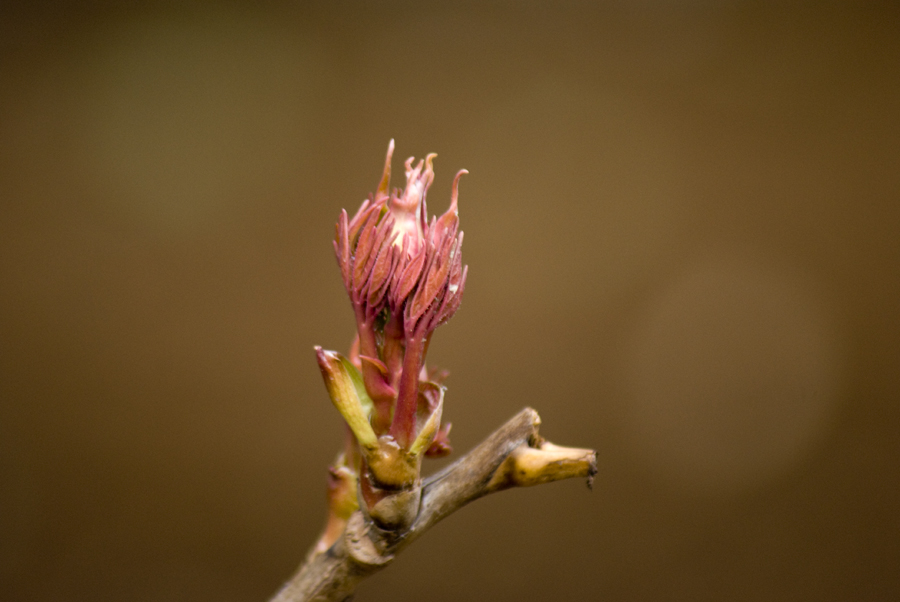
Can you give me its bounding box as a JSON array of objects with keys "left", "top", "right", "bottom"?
[{"left": 310, "top": 462, "right": 359, "bottom": 556}]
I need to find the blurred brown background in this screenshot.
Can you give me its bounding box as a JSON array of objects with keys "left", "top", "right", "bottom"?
[{"left": 2, "top": 2, "right": 899, "bottom": 601}]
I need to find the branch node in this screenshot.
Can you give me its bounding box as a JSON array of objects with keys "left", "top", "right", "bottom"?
[{"left": 344, "top": 512, "right": 393, "bottom": 569}]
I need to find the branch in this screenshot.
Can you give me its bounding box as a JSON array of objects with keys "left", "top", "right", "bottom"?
[{"left": 270, "top": 407, "right": 597, "bottom": 602}]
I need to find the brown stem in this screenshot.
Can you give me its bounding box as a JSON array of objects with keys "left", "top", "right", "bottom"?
[{"left": 269, "top": 407, "right": 597, "bottom": 602}]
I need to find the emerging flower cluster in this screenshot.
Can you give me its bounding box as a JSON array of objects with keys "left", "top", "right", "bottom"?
[
  {"left": 334, "top": 141, "right": 467, "bottom": 445},
  {"left": 314, "top": 141, "right": 467, "bottom": 534}
]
